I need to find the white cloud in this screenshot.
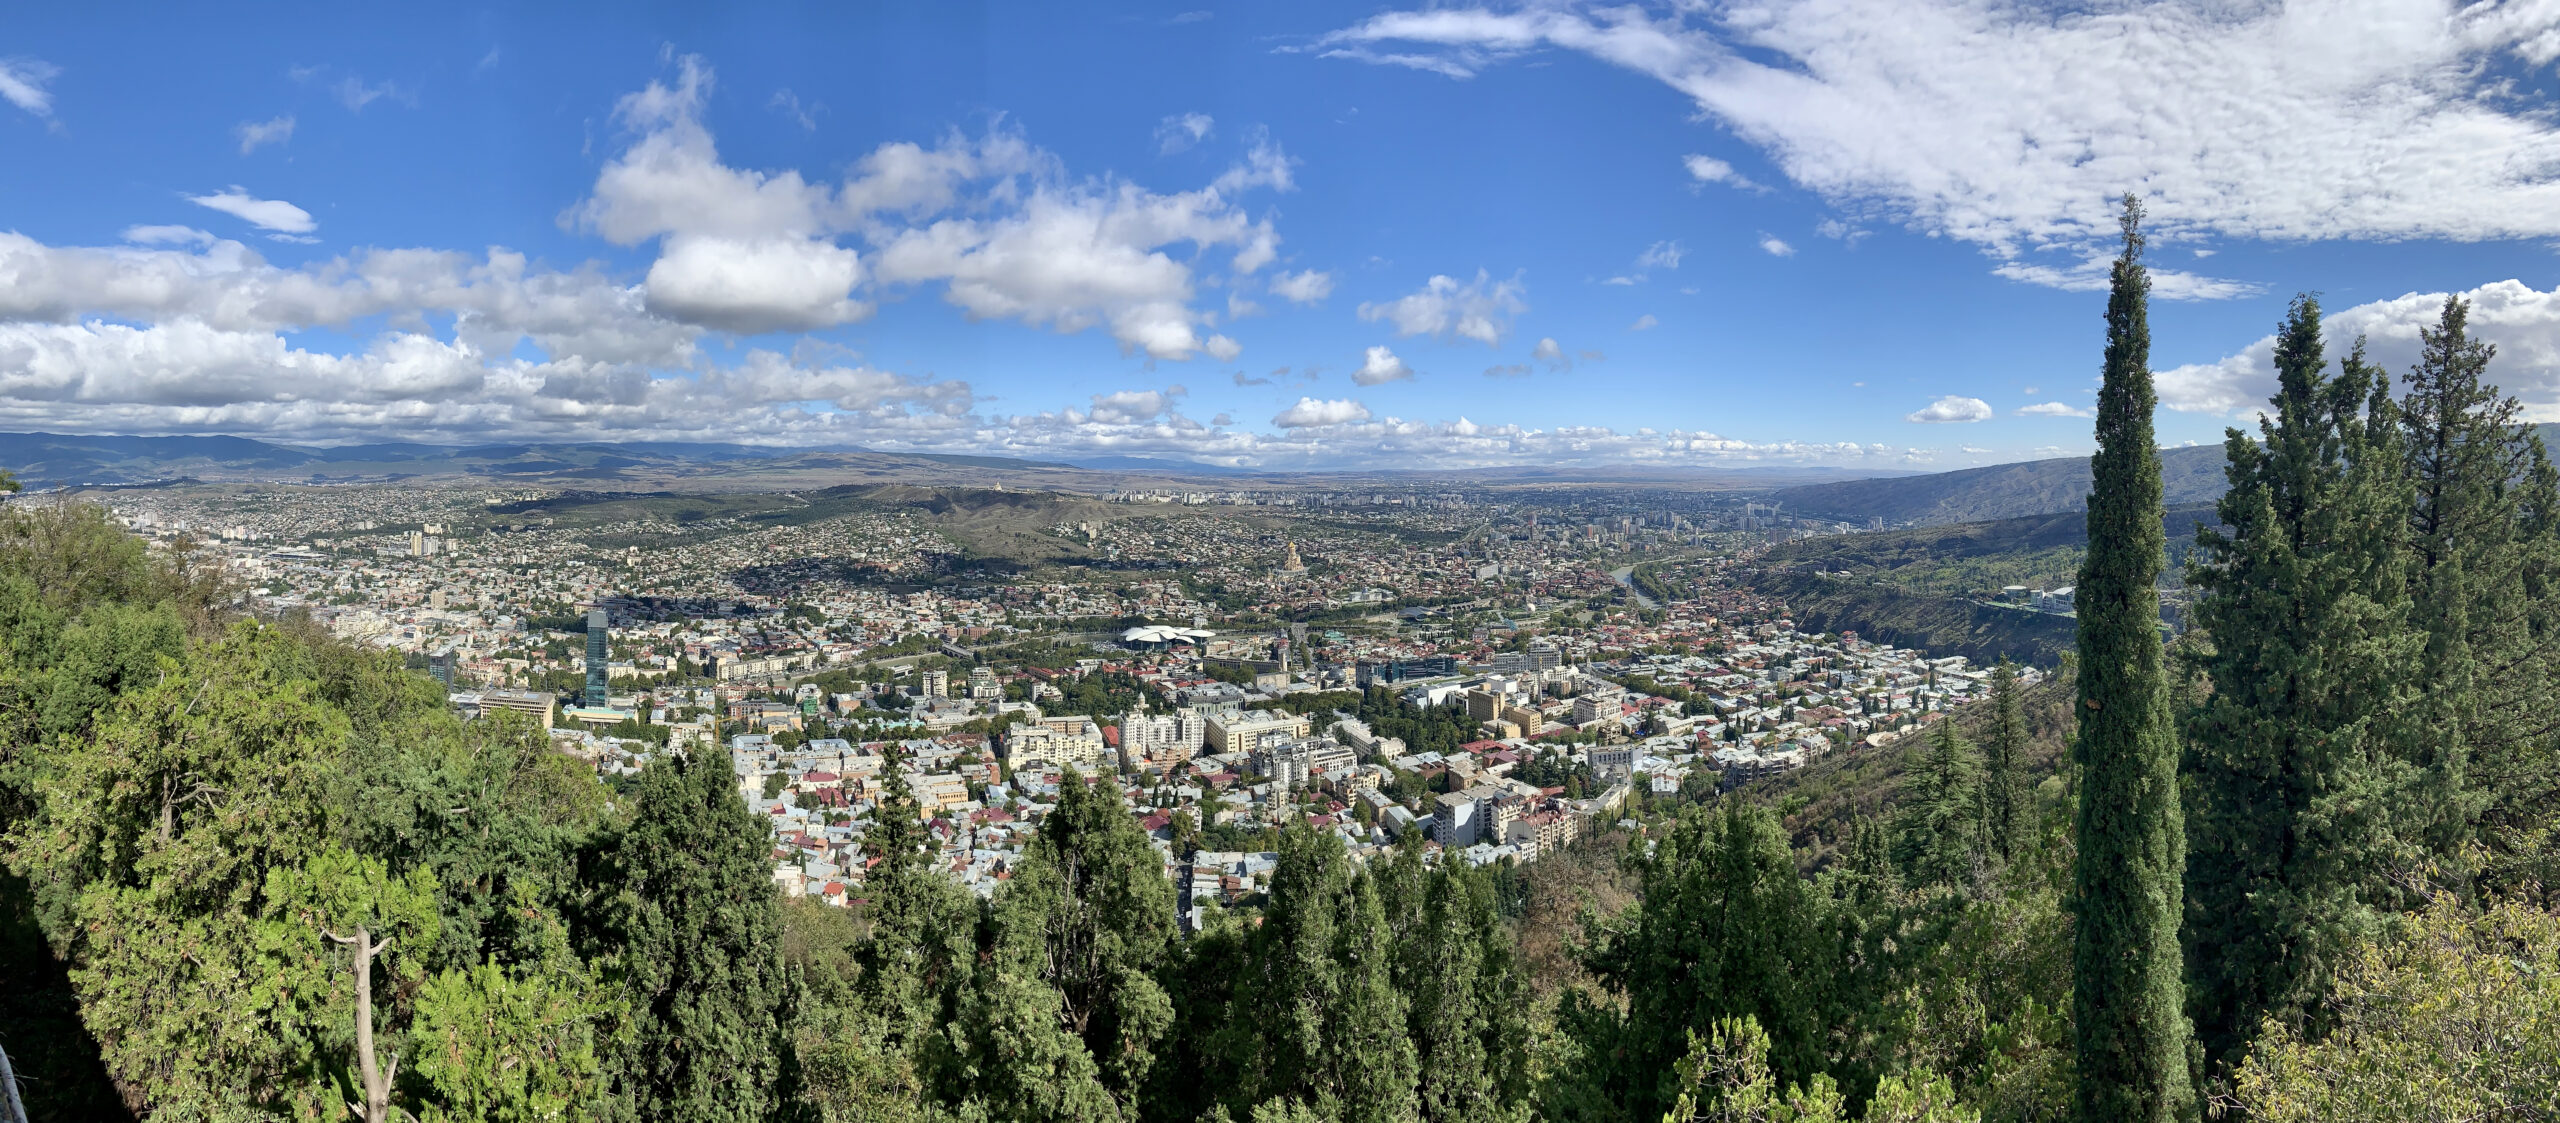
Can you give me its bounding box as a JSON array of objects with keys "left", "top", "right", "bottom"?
[
  {"left": 1274, "top": 397, "right": 1374, "bottom": 427},
  {"left": 1629, "top": 314, "right": 1657, "bottom": 331},
  {"left": 2160, "top": 279, "right": 2560, "bottom": 419},
  {"left": 1204, "top": 334, "right": 1242, "bottom": 361},
  {"left": 2017, "top": 401, "right": 2093, "bottom": 418},
  {"left": 0, "top": 57, "right": 59, "bottom": 118},
  {"left": 641, "top": 235, "right": 868, "bottom": 334},
  {"left": 1531, "top": 337, "right": 1572, "bottom": 371},
  {"left": 1758, "top": 234, "right": 1795, "bottom": 258},
  {"left": 120, "top": 225, "right": 214, "bottom": 247},
  {"left": 1636, "top": 240, "right": 1684, "bottom": 270},
  {"left": 1318, "top": 1, "right": 2560, "bottom": 292},
  {"left": 1353, "top": 345, "right": 1415, "bottom": 386},
  {"left": 1357, "top": 269, "right": 1526, "bottom": 346},
  {"left": 235, "top": 115, "right": 294, "bottom": 155},
  {"left": 1906, "top": 395, "right": 1994, "bottom": 423},
  {"left": 1156, "top": 112, "right": 1214, "bottom": 154},
  {"left": 334, "top": 75, "right": 403, "bottom": 112},
  {"left": 769, "top": 89, "right": 823, "bottom": 131},
  {"left": 1269, "top": 268, "right": 1335, "bottom": 304},
  {"left": 186, "top": 187, "right": 318, "bottom": 234},
  {"left": 1681, "top": 153, "right": 1752, "bottom": 189},
  {"left": 1209, "top": 133, "right": 1297, "bottom": 195},
  {"left": 575, "top": 54, "right": 1282, "bottom": 358}
]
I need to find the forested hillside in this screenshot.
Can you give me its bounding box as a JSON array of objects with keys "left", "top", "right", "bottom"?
[{"left": 1766, "top": 423, "right": 2560, "bottom": 527}]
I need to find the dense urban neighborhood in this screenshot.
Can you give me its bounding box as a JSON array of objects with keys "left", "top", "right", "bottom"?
[{"left": 83, "top": 480, "right": 2032, "bottom": 911}]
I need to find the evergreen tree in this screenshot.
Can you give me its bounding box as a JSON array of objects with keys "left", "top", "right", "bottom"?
[
  {"left": 1555, "top": 800, "right": 1846, "bottom": 1123},
  {"left": 2181, "top": 296, "right": 2414, "bottom": 1073},
  {"left": 588, "top": 745, "right": 798, "bottom": 1123},
  {"left": 1980, "top": 660, "right": 2030, "bottom": 864},
  {"left": 2068, "top": 194, "right": 2195, "bottom": 1123},
  {"left": 961, "top": 768, "right": 1177, "bottom": 1117},
  {"left": 2398, "top": 295, "right": 2560, "bottom": 857},
  {"left": 1894, "top": 717, "right": 1984, "bottom": 891},
  {"left": 1220, "top": 827, "right": 1419, "bottom": 1123}
]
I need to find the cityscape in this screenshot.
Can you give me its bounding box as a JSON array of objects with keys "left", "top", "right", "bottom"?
[{"left": 9, "top": 2, "right": 2560, "bottom": 1121}]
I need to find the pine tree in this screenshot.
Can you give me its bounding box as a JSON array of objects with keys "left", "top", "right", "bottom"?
[
  {"left": 2181, "top": 296, "right": 2414, "bottom": 1073},
  {"left": 2068, "top": 194, "right": 2195, "bottom": 1123},
  {"left": 2398, "top": 295, "right": 2559, "bottom": 859},
  {"left": 1980, "top": 660, "right": 2030, "bottom": 863},
  {"left": 1893, "top": 717, "right": 1983, "bottom": 891}
]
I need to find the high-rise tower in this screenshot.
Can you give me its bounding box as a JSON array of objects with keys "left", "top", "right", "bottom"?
[{"left": 584, "top": 607, "right": 610, "bottom": 708}]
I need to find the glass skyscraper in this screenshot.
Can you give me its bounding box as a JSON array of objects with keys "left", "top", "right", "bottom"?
[{"left": 584, "top": 607, "right": 610, "bottom": 708}]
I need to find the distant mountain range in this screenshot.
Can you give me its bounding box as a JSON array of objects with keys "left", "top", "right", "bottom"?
[
  {"left": 0, "top": 432, "right": 1093, "bottom": 488},
  {"left": 0, "top": 432, "right": 1917, "bottom": 490},
  {"left": 1769, "top": 423, "right": 2560, "bottom": 527}
]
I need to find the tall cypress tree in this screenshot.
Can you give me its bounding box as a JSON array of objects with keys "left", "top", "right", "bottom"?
[
  {"left": 2069, "top": 194, "right": 2194, "bottom": 1123},
  {"left": 1980, "top": 659, "right": 2030, "bottom": 863},
  {"left": 2181, "top": 296, "right": 2413, "bottom": 1073}
]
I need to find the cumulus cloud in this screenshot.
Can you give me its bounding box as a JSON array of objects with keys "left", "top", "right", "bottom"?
[
  {"left": 1269, "top": 268, "right": 1335, "bottom": 304},
  {"left": 1353, "top": 345, "right": 1415, "bottom": 386},
  {"left": 2160, "top": 279, "right": 2560, "bottom": 418},
  {"left": 641, "top": 235, "right": 867, "bottom": 334},
  {"left": 1274, "top": 396, "right": 1373, "bottom": 427},
  {"left": 1906, "top": 395, "right": 1994, "bottom": 423},
  {"left": 1531, "top": 337, "right": 1574, "bottom": 372},
  {"left": 187, "top": 187, "right": 317, "bottom": 234},
  {"left": 1758, "top": 234, "right": 1795, "bottom": 258},
  {"left": 1485, "top": 363, "right": 1531, "bottom": 378},
  {"left": 1636, "top": 240, "right": 1684, "bottom": 270},
  {"left": 1205, "top": 334, "right": 1242, "bottom": 361},
  {"left": 235, "top": 115, "right": 294, "bottom": 155},
  {"left": 571, "top": 54, "right": 1287, "bottom": 356},
  {"left": 1357, "top": 269, "right": 1526, "bottom": 346},
  {"left": 1156, "top": 112, "right": 1214, "bottom": 154},
  {"left": 2017, "top": 401, "right": 2093, "bottom": 418},
  {"left": 1317, "top": 1, "right": 2560, "bottom": 293},
  {"left": 0, "top": 57, "right": 60, "bottom": 118}
]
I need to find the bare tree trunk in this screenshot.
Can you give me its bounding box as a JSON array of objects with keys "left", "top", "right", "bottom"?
[
  {"left": 0, "top": 1040, "right": 28, "bottom": 1123},
  {"left": 328, "top": 926, "right": 396, "bottom": 1123}
]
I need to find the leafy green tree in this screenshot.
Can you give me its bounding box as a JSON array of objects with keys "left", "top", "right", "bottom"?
[
  {"left": 264, "top": 846, "right": 443, "bottom": 1123},
  {"left": 585, "top": 744, "right": 798, "bottom": 1123},
  {"left": 2231, "top": 892, "right": 2560, "bottom": 1121},
  {"left": 2181, "top": 295, "right": 2415, "bottom": 1074},
  {"left": 1661, "top": 1016, "right": 1978, "bottom": 1123},
  {"left": 343, "top": 709, "right": 610, "bottom": 973},
  {"left": 407, "top": 889, "right": 606, "bottom": 1123},
  {"left": 2068, "top": 195, "right": 2194, "bottom": 1123},
  {"left": 4, "top": 624, "right": 358, "bottom": 1118}
]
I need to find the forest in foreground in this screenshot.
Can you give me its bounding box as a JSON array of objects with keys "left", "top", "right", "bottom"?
[{"left": 5, "top": 201, "right": 2560, "bottom": 1123}]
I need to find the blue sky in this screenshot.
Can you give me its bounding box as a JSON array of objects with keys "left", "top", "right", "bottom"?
[{"left": 7, "top": 1, "right": 2560, "bottom": 470}]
